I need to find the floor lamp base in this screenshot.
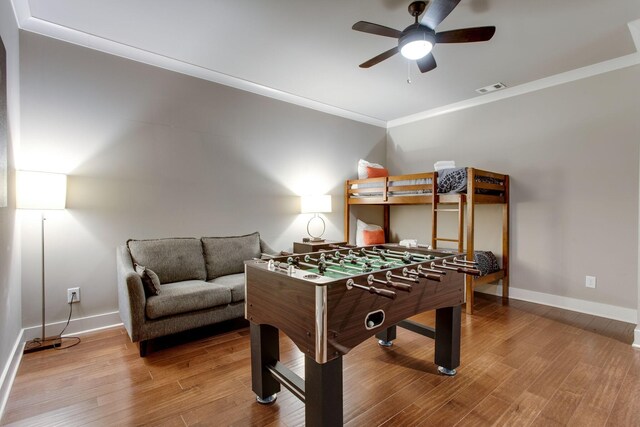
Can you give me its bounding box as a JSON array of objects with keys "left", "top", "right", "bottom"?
[{"left": 23, "top": 336, "right": 62, "bottom": 353}]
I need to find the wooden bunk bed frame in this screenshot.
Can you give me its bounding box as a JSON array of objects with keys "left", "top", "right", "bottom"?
[{"left": 344, "top": 167, "right": 509, "bottom": 314}]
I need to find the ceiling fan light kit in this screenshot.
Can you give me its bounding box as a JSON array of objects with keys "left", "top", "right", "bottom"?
[
  {"left": 352, "top": 0, "right": 496, "bottom": 74},
  {"left": 400, "top": 30, "right": 434, "bottom": 59}
]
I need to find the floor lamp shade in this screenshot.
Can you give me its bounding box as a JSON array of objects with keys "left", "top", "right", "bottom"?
[{"left": 16, "top": 171, "right": 67, "bottom": 210}]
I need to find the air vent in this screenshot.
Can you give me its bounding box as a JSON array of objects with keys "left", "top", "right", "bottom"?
[{"left": 475, "top": 82, "right": 507, "bottom": 94}]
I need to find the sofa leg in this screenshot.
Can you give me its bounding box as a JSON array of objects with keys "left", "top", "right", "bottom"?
[{"left": 139, "top": 340, "right": 148, "bottom": 357}]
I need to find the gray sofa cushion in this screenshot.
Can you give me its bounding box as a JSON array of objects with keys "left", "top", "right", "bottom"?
[
  {"left": 210, "top": 273, "right": 245, "bottom": 303},
  {"left": 145, "top": 280, "right": 232, "bottom": 320},
  {"left": 128, "top": 238, "right": 207, "bottom": 284},
  {"left": 202, "top": 232, "right": 261, "bottom": 279}
]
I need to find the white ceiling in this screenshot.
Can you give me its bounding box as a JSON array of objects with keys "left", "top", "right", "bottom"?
[{"left": 16, "top": 0, "right": 640, "bottom": 124}]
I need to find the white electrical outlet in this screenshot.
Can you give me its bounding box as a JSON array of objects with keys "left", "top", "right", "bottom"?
[
  {"left": 585, "top": 276, "right": 596, "bottom": 289},
  {"left": 67, "top": 287, "right": 80, "bottom": 303}
]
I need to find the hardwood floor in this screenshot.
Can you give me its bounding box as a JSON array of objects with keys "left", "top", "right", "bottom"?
[{"left": 2, "top": 294, "right": 638, "bottom": 426}]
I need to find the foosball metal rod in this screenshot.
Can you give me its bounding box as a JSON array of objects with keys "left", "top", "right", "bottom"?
[
  {"left": 321, "top": 259, "right": 362, "bottom": 273},
  {"left": 345, "top": 257, "right": 375, "bottom": 268},
  {"left": 366, "top": 249, "right": 406, "bottom": 260},
  {"left": 431, "top": 262, "right": 481, "bottom": 276},
  {"left": 317, "top": 254, "right": 371, "bottom": 272},
  {"left": 297, "top": 259, "right": 352, "bottom": 277},
  {"left": 417, "top": 264, "right": 446, "bottom": 275},
  {"left": 348, "top": 250, "right": 398, "bottom": 266},
  {"left": 337, "top": 260, "right": 375, "bottom": 273},
  {"left": 286, "top": 256, "right": 300, "bottom": 267},
  {"left": 361, "top": 248, "right": 389, "bottom": 259},
  {"left": 346, "top": 279, "right": 397, "bottom": 299},
  {"left": 453, "top": 257, "right": 478, "bottom": 265},
  {"left": 444, "top": 259, "right": 478, "bottom": 269},
  {"left": 403, "top": 267, "right": 442, "bottom": 282},
  {"left": 386, "top": 270, "right": 419, "bottom": 283},
  {"left": 270, "top": 261, "right": 296, "bottom": 275},
  {"left": 367, "top": 275, "right": 412, "bottom": 292},
  {"left": 304, "top": 254, "right": 323, "bottom": 264},
  {"left": 360, "top": 249, "right": 406, "bottom": 265},
  {"left": 443, "top": 260, "right": 481, "bottom": 275},
  {"left": 383, "top": 249, "right": 434, "bottom": 260},
  {"left": 336, "top": 257, "right": 370, "bottom": 269}
]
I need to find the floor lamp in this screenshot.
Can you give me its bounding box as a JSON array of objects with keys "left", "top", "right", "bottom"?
[{"left": 16, "top": 171, "right": 67, "bottom": 353}]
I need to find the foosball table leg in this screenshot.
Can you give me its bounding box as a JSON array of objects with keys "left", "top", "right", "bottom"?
[
  {"left": 305, "top": 354, "right": 343, "bottom": 427},
  {"left": 434, "top": 305, "right": 461, "bottom": 376},
  {"left": 376, "top": 325, "right": 397, "bottom": 347},
  {"left": 250, "top": 323, "right": 280, "bottom": 404}
]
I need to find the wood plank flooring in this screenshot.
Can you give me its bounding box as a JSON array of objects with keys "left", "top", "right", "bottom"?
[{"left": 2, "top": 294, "right": 638, "bottom": 426}]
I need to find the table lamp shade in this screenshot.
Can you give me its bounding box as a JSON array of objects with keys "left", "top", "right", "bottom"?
[
  {"left": 300, "top": 195, "right": 331, "bottom": 214},
  {"left": 16, "top": 171, "right": 67, "bottom": 210}
]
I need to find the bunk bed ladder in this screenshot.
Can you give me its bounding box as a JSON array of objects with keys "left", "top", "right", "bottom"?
[{"left": 431, "top": 172, "right": 465, "bottom": 253}]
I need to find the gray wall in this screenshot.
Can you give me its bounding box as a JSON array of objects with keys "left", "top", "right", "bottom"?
[
  {"left": 18, "top": 32, "right": 385, "bottom": 329},
  {"left": 0, "top": 0, "right": 21, "bottom": 388},
  {"left": 387, "top": 65, "right": 640, "bottom": 310}
]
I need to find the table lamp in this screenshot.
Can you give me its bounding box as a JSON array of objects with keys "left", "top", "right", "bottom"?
[
  {"left": 300, "top": 195, "right": 331, "bottom": 242},
  {"left": 17, "top": 170, "right": 67, "bottom": 353}
]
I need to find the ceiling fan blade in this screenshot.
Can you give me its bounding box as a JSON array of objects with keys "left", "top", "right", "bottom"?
[
  {"left": 417, "top": 53, "right": 437, "bottom": 73},
  {"left": 421, "top": 0, "right": 461, "bottom": 30},
  {"left": 352, "top": 21, "right": 403, "bottom": 38},
  {"left": 359, "top": 46, "right": 400, "bottom": 68},
  {"left": 436, "top": 26, "right": 496, "bottom": 43}
]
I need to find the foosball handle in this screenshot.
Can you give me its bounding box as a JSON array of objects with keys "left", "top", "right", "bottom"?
[
  {"left": 423, "top": 273, "right": 442, "bottom": 282},
  {"left": 369, "top": 287, "right": 397, "bottom": 299},
  {"left": 386, "top": 281, "right": 413, "bottom": 292},
  {"left": 458, "top": 267, "right": 481, "bottom": 276}
]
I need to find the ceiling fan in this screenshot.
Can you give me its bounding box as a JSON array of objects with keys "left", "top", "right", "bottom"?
[{"left": 352, "top": 0, "right": 495, "bottom": 73}]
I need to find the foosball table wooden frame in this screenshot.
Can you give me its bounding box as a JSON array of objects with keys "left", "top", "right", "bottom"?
[{"left": 245, "top": 244, "right": 479, "bottom": 426}]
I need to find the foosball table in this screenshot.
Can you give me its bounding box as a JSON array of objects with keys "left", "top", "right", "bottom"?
[{"left": 245, "top": 244, "right": 479, "bottom": 426}]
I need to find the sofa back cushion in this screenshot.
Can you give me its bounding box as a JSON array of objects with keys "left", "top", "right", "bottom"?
[
  {"left": 202, "top": 232, "right": 261, "bottom": 279},
  {"left": 127, "top": 238, "right": 207, "bottom": 284}
]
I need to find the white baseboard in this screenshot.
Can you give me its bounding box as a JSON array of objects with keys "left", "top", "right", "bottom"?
[
  {"left": 22, "top": 311, "right": 123, "bottom": 342},
  {"left": 633, "top": 327, "right": 640, "bottom": 349},
  {"left": 1, "top": 311, "right": 123, "bottom": 421},
  {"left": 0, "top": 330, "right": 24, "bottom": 422},
  {"left": 476, "top": 284, "right": 638, "bottom": 324}
]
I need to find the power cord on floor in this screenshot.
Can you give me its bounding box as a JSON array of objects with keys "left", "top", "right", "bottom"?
[{"left": 53, "top": 291, "right": 81, "bottom": 350}]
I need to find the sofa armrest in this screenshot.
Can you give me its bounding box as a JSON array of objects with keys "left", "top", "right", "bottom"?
[
  {"left": 259, "top": 238, "right": 279, "bottom": 256},
  {"left": 116, "top": 245, "right": 146, "bottom": 342}
]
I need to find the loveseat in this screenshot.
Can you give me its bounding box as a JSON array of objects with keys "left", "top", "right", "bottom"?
[{"left": 117, "top": 232, "right": 276, "bottom": 356}]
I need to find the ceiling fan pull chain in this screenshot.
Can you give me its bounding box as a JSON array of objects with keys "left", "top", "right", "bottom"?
[{"left": 407, "top": 60, "right": 412, "bottom": 84}]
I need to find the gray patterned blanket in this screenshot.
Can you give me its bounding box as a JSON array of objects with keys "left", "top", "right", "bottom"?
[{"left": 437, "top": 168, "right": 467, "bottom": 193}]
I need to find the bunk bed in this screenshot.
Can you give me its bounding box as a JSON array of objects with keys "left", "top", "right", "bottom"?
[{"left": 344, "top": 167, "right": 509, "bottom": 314}]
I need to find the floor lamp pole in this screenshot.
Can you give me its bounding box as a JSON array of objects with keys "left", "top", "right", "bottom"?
[
  {"left": 24, "top": 212, "right": 60, "bottom": 353},
  {"left": 40, "top": 211, "right": 45, "bottom": 342}
]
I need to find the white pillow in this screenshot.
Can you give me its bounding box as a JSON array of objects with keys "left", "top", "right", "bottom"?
[
  {"left": 356, "top": 219, "right": 383, "bottom": 246},
  {"left": 357, "top": 159, "right": 385, "bottom": 179}
]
